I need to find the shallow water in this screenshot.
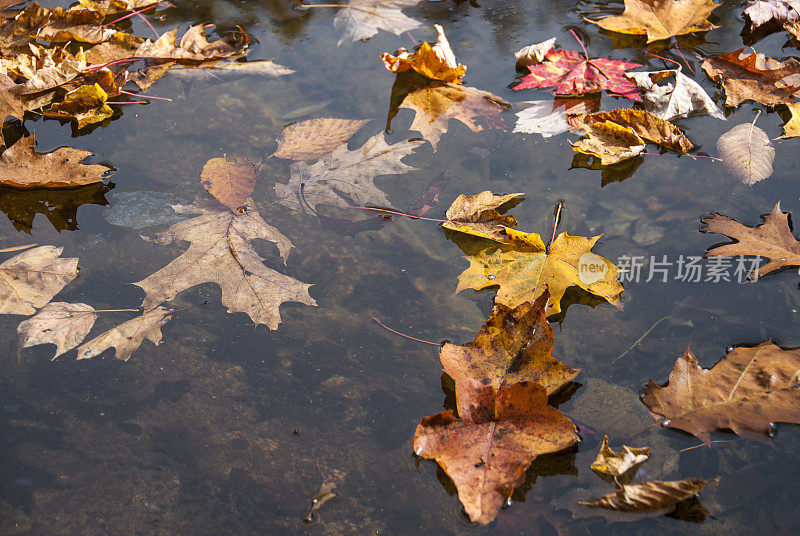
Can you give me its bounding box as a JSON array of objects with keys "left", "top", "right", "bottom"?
[{"left": 2, "top": 1, "right": 800, "bottom": 535}]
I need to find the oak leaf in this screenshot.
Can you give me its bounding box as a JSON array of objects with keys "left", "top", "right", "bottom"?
[
  {"left": 442, "top": 190, "right": 522, "bottom": 242},
  {"left": 716, "top": 118, "right": 774, "bottom": 185},
  {"left": 514, "top": 38, "right": 556, "bottom": 67},
  {"left": 135, "top": 25, "right": 248, "bottom": 62},
  {"left": 642, "top": 342, "right": 800, "bottom": 442},
  {"left": 0, "top": 133, "right": 112, "bottom": 187},
  {"left": 380, "top": 24, "right": 466, "bottom": 83},
  {"left": 272, "top": 117, "right": 369, "bottom": 161},
  {"left": 200, "top": 154, "right": 255, "bottom": 209},
  {"left": 328, "top": 0, "right": 423, "bottom": 45},
  {"left": 701, "top": 48, "right": 800, "bottom": 107},
  {"left": 456, "top": 227, "right": 622, "bottom": 316},
  {"left": 134, "top": 199, "right": 316, "bottom": 329},
  {"left": 580, "top": 479, "right": 707, "bottom": 511},
  {"left": 584, "top": 0, "right": 719, "bottom": 43},
  {"left": 590, "top": 435, "right": 649, "bottom": 482},
  {"left": 701, "top": 203, "right": 797, "bottom": 279},
  {"left": 76, "top": 306, "right": 172, "bottom": 361},
  {"left": 743, "top": 0, "right": 800, "bottom": 31},
  {"left": 440, "top": 292, "right": 580, "bottom": 415},
  {"left": 17, "top": 302, "right": 97, "bottom": 359},
  {"left": 513, "top": 48, "right": 642, "bottom": 101},
  {"left": 414, "top": 382, "right": 578, "bottom": 525},
  {"left": 0, "top": 245, "right": 78, "bottom": 315},
  {"left": 626, "top": 68, "right": 725, "bottom": 121},
  {"left": 274, "top": 133, "right": 422, "bottom": 214}
]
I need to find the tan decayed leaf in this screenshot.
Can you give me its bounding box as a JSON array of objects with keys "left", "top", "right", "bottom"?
[
  {"left": 590, "top": 435, "right": 650, "bottom": 481},
  {"left": 134, "top": 200, "right": 316, "bottom": 329},
  {"left": 780, "top": 102, "right": 800, "bottom": 138},
  {"left": 0, "top": 133, "right": 112, "bottom": 187},
  {"left": 79, "top": 0, "right": 162, "bottom": 14},
  {"left": 272, "top": 117, "right": 369, "bottom": 161},
  {"left": 34, "top": 7, "right": 115, "bottom": 43},
  {"left": 584, "top": 0, "right": 719, "bottom": 43},
  {"left": 716, "top": 119, "right": 774, "bottom": 186},
  {"left": 570, "top": 120, "right": 646, "bottom": 165},
  {"left": 514, "top": 38, "right": 556, "bottom": 66},
  {"left": 17, "top": 302, "right": 97, "bottom": 359},
  {"left": 331, "top": 0, "right": 423, "bottom": 44},
  {"left": 0, "top": 245, "right": 78, "bottom": 315},
  {"left": 743, "top": 0, "right": 800, "bottom": 31},
  {"left": 643, "top": 342, "right": 800, "bottom": 442},
  {"left": 135, "top": 25, "right": 248, "bottom": 61},
  {"left": 414, "top": 382, "right": 578, "bottom": 525},
  {"left": 626, "top": 69, "right": 725, "bottom": 121},
  {"left": 442, "top": 190, "right": 522, "bottom": 241},
  {"left": 580, "top": 479, "right": 707, "bottom": 511},
  {"left": 18, "top": 47, "right": 86, "bottom": 95},
  {"left": 380, "top": 24, "right": 466, "bottom": 83},
  {"left": 200, "top": 154, "right": 255, "bottom": 209},
  {"left": 76, "top": 306, "right": 172, "bottom": 361},
  {"left": 701, "top": 48, "right": 800, "bottom": 107},
  {"left": 577, "top": 109, "right": 694, "bottom": 152},
  {"left": 275, "top": 133, "right": 422, "bottom": 213},
  {"left": 456, "top": 227, "right": 622, "bottom": 316},
  {"left": 440, "top": 292, "right": 580, "bottom": 415},
  {"left": 702, "top": 203, "right": 800, "bottom": 279},
  {"left": 45, "top": 83, "right": 113, "bottom": 128}
]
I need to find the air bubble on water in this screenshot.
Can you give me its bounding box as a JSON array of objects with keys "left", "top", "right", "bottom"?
[
  {"left": 506, "top": 498, "right": 513, "bottom": 507},
  {"left": 415, "top": 446, "right": 422, "bottom": 456},
  {"left": 487, "top": 274, "right": 496, "bottom": 281},
  {"left": 768, "top": 423, "right": 777, "bottom": 437},
  {"left": 660, "top": 419, "right": 671, "bottom": 427},
  {"left": 726, "top": 345, "right": 734, "bottom": 353}
]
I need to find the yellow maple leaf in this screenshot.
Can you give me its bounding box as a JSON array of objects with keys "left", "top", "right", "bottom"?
[
  {"left": 585, "top": 0, "right": 719, "bottom": 43},
  {"left": 456, "top": 228, "right": 622, "bottom": 316}
]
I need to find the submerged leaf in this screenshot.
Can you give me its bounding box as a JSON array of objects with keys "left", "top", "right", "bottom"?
[
  {"left": 590, "top": 435, "right": 650, "bottom": 481},
  {"left": 17, "top": 302, "right": 97, "bottom": 359},
  {"left": 442, "top": 191, "right": 522, "bottom": 241},
  {"left": 330, "top": 0, "right": 423, "bottom": 45},
  {"left": 272, "top": 118, "right": 369, "bottom": 161},
  {"left": 580, "top": 479, "right": 707, "bottom": 511},
  {"left": 76, "top": 306, "right": 172, "bottom": 361},
  {"left": 200, "top": 154, "right": 256, "bottom": 209},
  {"left": 0, "top": 246, "right": 78, "bottom": 315},
  {"left": 716, "top": 119, "right": 774, "bottom": 185},
  {"left": 642, "top": 342, "right": 800, "bottom": 442}
]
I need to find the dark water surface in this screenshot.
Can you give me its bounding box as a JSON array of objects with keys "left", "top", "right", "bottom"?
[{"left": 2, "top": 0, "right": 800, "bottom": 534}]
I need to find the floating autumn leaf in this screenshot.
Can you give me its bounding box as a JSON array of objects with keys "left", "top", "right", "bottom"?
[
  {"left": 0, "top": 70, "right": 24, "bottom": 145},
  {"left": 135, "top": 25, "right": 248, "bottom": 62},
  {"left": 780, "top": 101, "right": 800, "bottom": 137},
  {"left": 0, "top": 2, "right": 49, "bottom": 53},
  {"left": 200, "top": 154, "right": 255, "bottom": 209},
  {"left": 442, "top": 190, "right": 522, "bottom": 241},
  {"left": 513, "top": 48, "right": 642, "bottom": 101},
  {"left": 590, "top": 435, "right": 650, "bottom": 482},
  {"left": 34, "top": 7, "right": 115, "bottom": 44},
  {"left": 701, "top": 203, "right": 799, "bottom": 279},
  {"left": 78, "top": 0, "right": 165, "bottom": 14},
  {"left": 584, "top": 0, "right": 719, "bottom": 43},
  {"left": 380, "top": 24, "right": 466, "bottom": 83},
  {"left": 440, "top": 292, "right": 580, "bottom": 414},
  {"left": 701, "top": 48, "right": 800, "bottom": 107},
  {"left": 514, "top": 37, "right": 556, "bottom": 67},
  {"left": 570, "top": 120, "right": 645, "bottom": 165},
  {"left": 0, "top": 133, "right": 112, "bottom": 187},
  {"left": 310, "top": 0, "right": 424, "bottom": 45},
  {"left": 134, "top": 200, "right": 316, "bottom": 329},
  {"left": 44, "top": 83, "right": 113, "bottom": 128},
  {"left": 17, "top": 302, "right": 97, "bottom": 359},
  {"left": 76, "top": 306, "right": 172, "bottom": 361},
  {"left": 272, "top": 117, "right": 369, "bottom": 161},
  {"left": 0, "top": 245, "right": 78, "bottom": 315},
  {"left": 580, "top": 479, "right": 707, "bottom": 511},
  {"left": 512, "top": 97, "right": 600, "bottom": 138},
  {"left": 643, "top": 342, "right": 800, "bottom": 442},
  {"left": 743, "top": 0, "right": 800, "bottom": 31},
  {"left": 414, "top": 382, "right": 579, "bottom": 525},
  {"left": 0, "top": 182, "right": 110, "bottom": 233},
  {"left": 456, "top": 227, "right": 622, "bottom": 316},
  {"left": 626, "top": 68, "right": 725, "bottom": 121},
  {"left": 716, "top": 116, "right": 774, "bottom": 185},
  {"left": 16, "top": 45, "right": 87, "bottom": 95},
  {"left": 275, "top": 133, "right": 422, "bottom": 214}
]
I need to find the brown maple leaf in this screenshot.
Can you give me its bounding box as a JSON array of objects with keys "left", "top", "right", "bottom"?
[
  {"left": 702, "top": 48, "right": 800, "bottom": 107},
  {"left": 414, "top": 381, "right": 578, "bottom": 525},
  {"left": 584, "top": 0, "right": 719, "bottom": 43},
  {"left": 439, "top": 292, "right": 580, "bottom": 415},
  {"left": 701, "top": 203, "right": 799, "bottom": 279},
  {"left": 642, "top": 342, "right": 800, "bottom": 442},
  {"left": 0, "top": 133, "right": 112, "bottom": 188}
]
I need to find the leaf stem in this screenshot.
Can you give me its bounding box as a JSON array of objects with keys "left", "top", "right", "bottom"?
[
  {"left": 372, "top": 317, "right": 440, "bottom": 346},
  {"left": 670, "top": 36, "right": 694, "bottom": 74},
  {"left": 0, "top": 243, "right": 37, "bottom": 253},
  {"left": 569, "top": 29, "right": 589, "bottom": 61},
  {"left": 351, "top": 206, "right": 446, "bottom": 223},
  {"left": 103, "top": 4, "right": 156, "bottom": 27},
  {"left": 93, "top": 308, "right": 141, "bottom": 313},
  {"left": 119, "top": 89, "right": 172, "bottom": 101}
]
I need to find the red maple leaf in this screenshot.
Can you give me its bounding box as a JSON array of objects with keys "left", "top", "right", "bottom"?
[{"left": 513, "top": 49, "right": 642, "bottom": 102}]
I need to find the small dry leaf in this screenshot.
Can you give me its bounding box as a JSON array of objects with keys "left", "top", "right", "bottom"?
[
  {"left": 442, "top": 190, "right": 522, "bottom": 241},
  {"left": 0, "top": 245, "right": 78, "bottom": 315},
  {"left": 380, "top": 24, "right": 466, "bottom": 83},
  {"left": 17, "top": 302, "right": 97, "bottom": 359},
  {"left": 570, "top": 120, "right": 646, "bottom": 165},
  {"left": 626, "top": 69, "right": 725, "bottom": 121},
  {"left": 514, "top": 38, "right": 556, "bottom": 67},
  {"left": 716, "top": 118, "right": 774, "bottom": 186},
  {"left": 135, "top": 25, "right": 248, "bottom": 61},
  {"left": 303, "top": 481, "right": 338, "bottom": 522},
  {"left": 200, "top": 154, "right": 256, "bottom": 209},
  {"left": 76, "top": 306, "right": 172, "bottom": 361},
  {"left": 590, "top": 435, "right": 650, "bottom": 481},
  {"left": 0, "top": 133, "right": 112, "bottom": 188},
  {"left": 272, "top": 118, "right": 369, "bottom": 161},
  {"left": 580, "top": 479, "right": 707, "bottom": 511}
]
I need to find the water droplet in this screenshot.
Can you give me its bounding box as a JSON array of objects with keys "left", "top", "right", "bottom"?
[
  {"left": 660, "top": 419, "right": 671, "bottom": 427},
  {"left": 415, "top": 446, "right": 422, "bottom": 456},
  {"left": 506, "top": 498, "right": 513, "bottom": 507},
  {"left": 487, "top": 274, "right": 496, "bottom": 281},
  {"left": 312, "top": 498, "right": 319, "bottom": 504},
  {"left": 726, "top": 345, "right": 734, "bottom": 353}
]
